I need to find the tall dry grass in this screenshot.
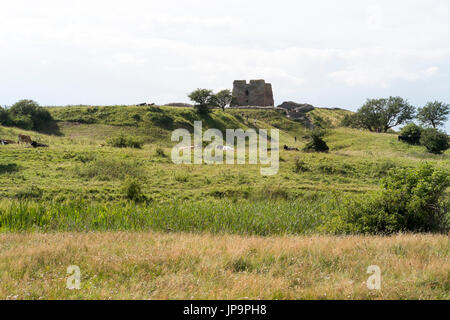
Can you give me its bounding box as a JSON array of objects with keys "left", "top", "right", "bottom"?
[{"left": 0, "top": 232, "right": 448, "bottom": 300}]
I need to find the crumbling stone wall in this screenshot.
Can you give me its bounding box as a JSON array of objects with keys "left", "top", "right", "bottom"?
[{"left": 231, "top": 80, "right": 274, "bottom": 107}]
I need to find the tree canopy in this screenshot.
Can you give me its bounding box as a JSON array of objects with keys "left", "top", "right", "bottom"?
[
  {"left": 1, "top": 100, "right": 52, "bottom": 130},
  {"left": 352, "top": 96, "right": 416, "bottom": 133},
  {"left": 417, "top": 101, "right": 450, "bottom": 128},
  {"left": 211, "top": 89, "right": 232, "bottom": 111}
]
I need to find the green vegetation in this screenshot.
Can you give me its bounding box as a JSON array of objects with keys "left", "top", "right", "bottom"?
[
  {"left": 0, "top": 100, "right": 53, "bottom": 131},
  {"left": 188, "top": 88, "right": 214, "bottom": 114},
  {"left": 399, "top": 123, "right": 422, "bottom": 145},
  {"left": 420, "top": 128, "right": 449, "bottom": 154},
  {"left": 212, "top": 89, "right": 233, "bottom": 111},
  {"left": 325, "top": 164, "right": 449, "bottom": 234},
  {"left": 0, "top": 104, "right": 448, "bottom": 235},
  {"left": 309, "top": 108, "right": 352, "bottom": 128},
  {"left": 122, "top": 178, "right": 147, "bottom": 203},
  {"left": 303, "top": 129, "right": 329, "bottom": 152},
  {"left": 418, "top": 101, "right": 450, "bottom": 129},
  {"left": 0, "top": 198, "right": 327, "bottom": 234},
  {"left": 0, "top": 103, "right": 449, "bottom": 301},
  {"left": 1, "top": 164, "right": 447, "bottom": 234},
  {"left": 107, "top": 133, "right": 144, "bottom": 148},
  {"left": 343, "top": 96, "right": 415, "bottom": 133},
  {"left": 188, "top": 88, "right": 233, "bottom": 114}
]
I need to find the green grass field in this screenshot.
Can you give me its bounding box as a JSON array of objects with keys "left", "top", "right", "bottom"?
[{"left": 0, "top": 105, "right": 448, "bottom": 299}]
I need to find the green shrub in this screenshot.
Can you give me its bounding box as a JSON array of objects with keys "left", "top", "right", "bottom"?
[
  {"left": 399, "top": 123, "right": 422, "bottom": 145},
  {"left": 303, "top": 130, "right": 329, "bottom": 153},
  {"left": 9, "top": 99, "right": 53, "bottom": 129},
  {"left": 122, "top": 178, "right": 147, "bottom": 202},
  {"left": 326, "top": 163, "right": 450, "bottom": 234},
  {"left": 420, "top": 128, "right": 449, "bottom": 154},
  {"left": 107, "top": 133, "right": 144, "bottom": 149}
]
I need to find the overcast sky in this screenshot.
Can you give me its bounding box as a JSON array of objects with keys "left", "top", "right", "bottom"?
[{"left": 1, "top": 0, "right": 449, "bottom": 132}]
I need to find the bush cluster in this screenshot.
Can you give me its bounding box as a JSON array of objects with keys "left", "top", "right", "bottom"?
[
  {"left": 107, "top": 133, "right": 144, "bottom": 149},
  {"left": 0, "top": 100, "right": 53, "bottom": 130},
  {"left": 399, "top": 124, "right": 448, "bottom": 154},
  {"left": 325, "top": 163, "right": 450, "bottom": 234},
  {"left": 420, "top": 128, "right": 449, "bottom": 154}
]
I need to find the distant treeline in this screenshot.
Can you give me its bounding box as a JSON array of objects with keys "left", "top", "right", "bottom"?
[{"left": 341, "top": 97, "right": 449, "bottom": 154}]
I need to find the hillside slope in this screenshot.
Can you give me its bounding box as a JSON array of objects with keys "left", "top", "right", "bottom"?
[{"left": 1, "top": 105, "right": 448, "bottom": 204}]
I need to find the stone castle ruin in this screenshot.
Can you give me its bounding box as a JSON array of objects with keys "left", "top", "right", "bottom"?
[{"left": 231, "top": 80, "right": 274, "bottom": 107}]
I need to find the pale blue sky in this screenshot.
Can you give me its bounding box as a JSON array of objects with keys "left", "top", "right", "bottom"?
[{"left": 0, "top": 0, "right": 449, "bottom": 132}]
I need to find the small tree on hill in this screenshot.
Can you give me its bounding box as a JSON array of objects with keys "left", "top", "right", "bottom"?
[
  {"left": 188, "top": 89, "right": 213, "bottom": 115},
  {"left": 417, "top": 101, "right": 450, "bottom": 128},
  {"left": 355, "top": 96, "right": 415, "bottom": 133},
  {"left": 211, "top": 89, "right": 232, "bottom": 111}
]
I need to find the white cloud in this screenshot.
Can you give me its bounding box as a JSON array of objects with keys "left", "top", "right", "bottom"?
[
  {"left": 424, "top": 66, "right": 439, "bottom": 77},
  {"left": 367, "top": 5, "right": 383, "bottom": 31}
]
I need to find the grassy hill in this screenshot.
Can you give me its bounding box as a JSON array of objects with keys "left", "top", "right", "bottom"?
[
  {"left": 0, "top": 105, "right": 448, "bottom": 228},
  {"left": 1, "top": 105, "right": 448, "bottom": 204},
  {"left": 0, "top": 105, "right": 449, "bottom": 300}
]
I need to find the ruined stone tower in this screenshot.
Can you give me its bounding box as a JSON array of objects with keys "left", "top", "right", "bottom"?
[{"left": 231, "top": 80, "right": 274, "bottom": 107}]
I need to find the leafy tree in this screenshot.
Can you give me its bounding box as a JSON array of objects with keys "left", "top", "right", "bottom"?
[
  {"left": 9, "top": 99, "right": 52, "bottom": 129},
  {"left": 211, "top": 89, "right": 232, "bottom": 111},
  {"left": 355, "top": 97, "right": 415, "bottom": 133},
  {"left": 340, "top": 113, "right": 364, "bottom": 129},
  {"left": 188, "top": 89, "right": 213, "bottom": 115},
  {"left": 420, "top": 128, "right": 449, "bottom": 154},
  {"left": 417, "top": 101, "right": 450, "bottom": 128},
  {"left": 399, "top": 123, "right": 422, "bottom": 145}
]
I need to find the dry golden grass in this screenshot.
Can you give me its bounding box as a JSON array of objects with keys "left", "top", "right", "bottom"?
[{"left": 0, "top": 232, "right": 448, "bottom": 300}]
